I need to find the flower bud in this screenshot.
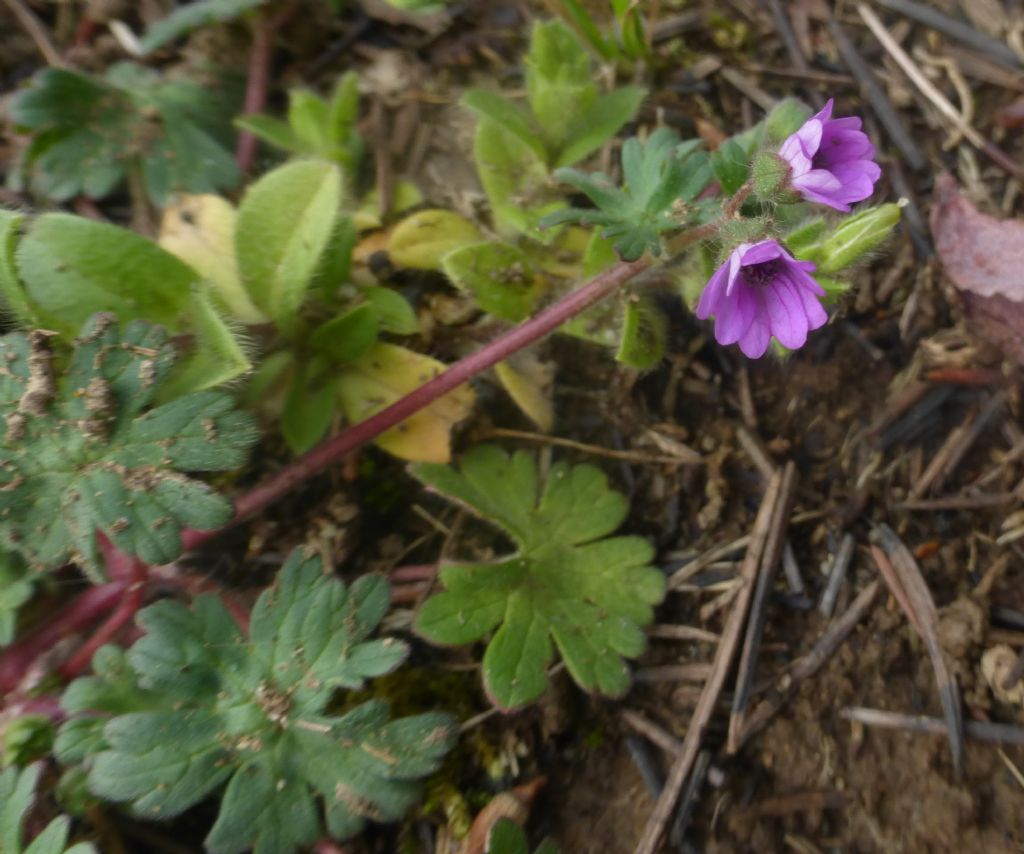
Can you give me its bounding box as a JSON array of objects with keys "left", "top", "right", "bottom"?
[
  {"left": 817, "top": 202, "right": 903, "bottom": 273},
  {"left": 751, "top": 151, "right": 796, "bottom": 204},
  {"left": 785, "top": 218, "right": 827, "bottom": 261},
  {"left": 764, "top": 98, "right": 813, "bottom": 143}
]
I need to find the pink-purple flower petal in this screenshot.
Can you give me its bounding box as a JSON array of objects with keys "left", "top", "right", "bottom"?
[
  {"left": 695, "top": 240, "right": 829, "bottom": 358},
  {"left": 778, "top": 98, "right": 880, "bottom": 210}
]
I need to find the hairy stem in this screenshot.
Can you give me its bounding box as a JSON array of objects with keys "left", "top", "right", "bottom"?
[{"left": 182, "top": 257, "right": 649, "bottom": 549}]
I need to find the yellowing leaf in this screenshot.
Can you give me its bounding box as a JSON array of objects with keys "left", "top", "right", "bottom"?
[
  {"left": 159, "top": 194, "right": 267, "bottom": 325},
  {"left": 338, "top": 343, "right": 474, "bottom": 463},
  {"left": 494, "top": 355, "right": 554, "bottom": 432},
  {"left": 387, "top": 209, "right": 482, "bottom": 271}
]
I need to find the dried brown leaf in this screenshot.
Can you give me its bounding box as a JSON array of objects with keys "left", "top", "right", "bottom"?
[{"left": 930, "top": 173, "right": 1024, "bottom": 365}]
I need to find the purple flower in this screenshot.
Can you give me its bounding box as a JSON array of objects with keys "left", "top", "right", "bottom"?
[
  {"left": 778, "top": 99, "right": 881, "bottom": 212},
  {"left": 696, "top": 240, "right": 828, "bottom": 358}
]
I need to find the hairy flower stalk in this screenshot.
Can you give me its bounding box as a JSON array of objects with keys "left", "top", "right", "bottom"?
[
  {"left": 778, "top": 98, "right": 881, "bottom": 211},
  {"left": 696, "top": 240, "right": 827, "bottom": 359}
]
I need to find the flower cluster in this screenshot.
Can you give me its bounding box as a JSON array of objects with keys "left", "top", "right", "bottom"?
[{"left": 697, "top": 99, "right": 881, "bottom": 359}]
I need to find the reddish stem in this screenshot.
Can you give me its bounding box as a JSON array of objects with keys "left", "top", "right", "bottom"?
[
  {"left": 0, "top": 582, "right": 128, "bottom": 693},
  {"left": 182, "top": 257, "right": 649, "bottom": 550},
  {"left": 59, "top": 560, "right": 148, "bottom": 679},
  {"left": 235, "top": 12, "right": 274, "bottom": 174},
  {"left": 389, "top": 564, "right": 438, "bottom": 582},
  {"left": 96, "top": 532, "right": 141, "bottom": 583},
  {"left": 235, "top": 5, "right": 297, "bottom": 174}
]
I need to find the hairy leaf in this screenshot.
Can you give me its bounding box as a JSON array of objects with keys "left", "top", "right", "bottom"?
[
  {"left": 15, "top": 214, "right": 197, "bottom": 337},
  {"left": 414, "top": 447, "right": 664, "bottom": 709},
  {"left": 235, "top": 72, "right": 364, "bottom": 171},
  {"left": 442, "top": 243, "right": 544, "bottom": 322},
  {"left": 0, "top": 314, "right": 258, "bottom": 576},
  {"left": 158, "top": 193, "right": 267, "bottom": 325},
  {"left": 525, "top": 20, "right": 596, "bottom": 152},
  {"left": 57, "top": 550, "right": 456, "bottom": 853},
  {"left": 235, "top": 159, "right": 343, "bottom": 328}
]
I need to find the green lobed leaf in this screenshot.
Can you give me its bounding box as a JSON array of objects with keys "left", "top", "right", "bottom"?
[
  {"left": 11, "top": 64, "right": 238, "bottom": 205},
  {"left": 0, "top": 763, "right": 97, "bottom": 854},
  {"left": 57, "top": 549, "right": 456, "bottom": 853},
  {"left": 0, "top": 314, "right": 258, "bottom": 577},
  {"left": 414, "top": 446, "right": 665, "bottom": 709},
  {"left": 139, "top": 0, "right": 267, "bottom": 53},
  {"left": 545, "top": 128, "right": 707, "bottom": 261},
  {"left": 235, "top": 159, "right": 343, "bottom": 328}
]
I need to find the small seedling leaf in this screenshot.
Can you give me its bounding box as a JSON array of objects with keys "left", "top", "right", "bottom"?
[
  {"left": 461, "top": 90, "right": 545, "bottom": 160},
  {"left": 525, "top": 20, "right": 596, "bottom": 154}
]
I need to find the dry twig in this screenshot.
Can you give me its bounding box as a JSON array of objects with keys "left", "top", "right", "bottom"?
[
  {"left": 635, "top": 468, "right": 787, "bottom": 854},
  {"left": 2, "top": 0, "right": 63, "bottom": 67},
  {"left": 870, "top": 525, "right": 965, "bottom": 775},
  {"left": 842, "top": 706, "right": 1024, "bottom": 746},
  {"left": 728, "top": 461, "right": 798, "bottom": 752},
  {"left": 858, "top": 4, "right": 1023, "bottom": 180},
  {"left": 736, "top": 581, "right": 880, "bottom": 749}
]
